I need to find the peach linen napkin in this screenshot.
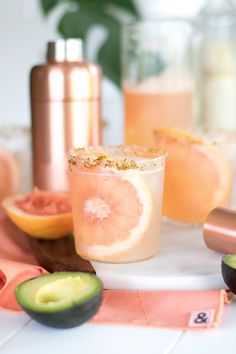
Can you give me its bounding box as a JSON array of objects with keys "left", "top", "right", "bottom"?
[
  {"left": 0, "top": 211, "right": 231, "bottom": 329},
  {"left": 0, "top": 211, "right": 47, "bottom": 311},
  {"left": 92, "top": 289, "right": 231, "bottom": 330}
]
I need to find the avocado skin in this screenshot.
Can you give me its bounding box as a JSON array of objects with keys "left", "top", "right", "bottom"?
[
  {"left": 18, "top": 291, "right": 103, "bottom": 329},
  {"left": 221, "top": 260, "right": 236, "bottom": 294}
]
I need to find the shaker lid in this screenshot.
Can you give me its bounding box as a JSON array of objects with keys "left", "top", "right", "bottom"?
[
  {"left": 31, "top": 38, "right": 101, "bottom": 101},
  {"left": 47, "top": 39, "right": 83, "bottom": 62}
]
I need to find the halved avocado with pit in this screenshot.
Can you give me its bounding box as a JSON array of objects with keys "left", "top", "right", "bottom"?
[
  {"left": 221, "top": 255, "right": 236, "bottom": 294},
  {"left": 15, "top": 272, "right": 103, "bottom": 328}
]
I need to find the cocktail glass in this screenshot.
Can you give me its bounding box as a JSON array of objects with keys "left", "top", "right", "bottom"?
[
  {"left": 0, "top": 125, "right": 32, "bottom": 195},
  {"left": 68, "top": 145, "right": 166, "bottom": 263},
  {"left": 156, "top": 127, "right": 235, "bottom": 225}
]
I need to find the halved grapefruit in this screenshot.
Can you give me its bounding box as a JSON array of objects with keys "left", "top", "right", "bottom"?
[
  {"left": 0, "top": 148, "right": 20, "bottom": 201},
  {"left": 70, "top": 171, "right": 153, "bottom": 261},
  {"left": 154, "top": 129, "right": 233, "bottom": 224},
  {"left": 2, "top": 189, "right": 73, "bottom": 239}
]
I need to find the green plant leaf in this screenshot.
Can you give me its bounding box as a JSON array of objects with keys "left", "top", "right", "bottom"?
[
  {"left": 40, "top": 0, "right": 60, "bottom": 15},
  {"left": 40, "top": 0, "right": 140, "bottom": 86},
  {"left": 137, "top": 52, "right": 166, "bottom": 82},
  {"left": 97, "top": 21, "right": 121, "bottom": 86},
  {"left": 58, "top": 3, "right": 122, "bottom": 85},
  {"left": 68, "top": 0, "right": 139, "bottom": 15},
  {"left": 58, "top": 3, "right": 101, "bottom": 39}
]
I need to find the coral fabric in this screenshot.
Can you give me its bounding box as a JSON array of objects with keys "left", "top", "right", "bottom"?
[
  {"left": 0, "top": 213, "right": 231, "bottom": 328},
  {"left": 0, "top": 259, "right": 47, "bottom": 311},
  {"left": 0, "top": 209, "right": 38, "bottom": 264},
  {"left": 0, "top": 213, "right": 47, "bottom": 311},
  {"left": 92, "top": 289, "right": 230, "bottom": 330}
]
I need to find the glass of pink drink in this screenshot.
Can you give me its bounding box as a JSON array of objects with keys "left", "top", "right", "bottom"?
[
  {"left": 68, "top": 146, "right": 166, "bottom": 263},
  {"left": 123, "top": 20, "right": 195, "bottom": 146}
]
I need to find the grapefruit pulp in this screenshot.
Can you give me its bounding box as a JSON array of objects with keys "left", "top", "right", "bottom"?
[
  {"left": 2, "top": 189, "right": 73, "bottom": 239},
  {"left": 70, "top": 171, "right": 153, "bottom": 261},
  {"left": 154, "top": 129, "right": 233, "bottom": 224}
]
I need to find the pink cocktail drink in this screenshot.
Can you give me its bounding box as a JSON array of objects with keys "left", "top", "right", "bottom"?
[{"left": 68, "top": 146, "right": 166, "bottom": 263}]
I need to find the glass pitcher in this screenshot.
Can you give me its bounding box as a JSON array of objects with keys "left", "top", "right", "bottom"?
[
  {"left": 122, "top": 19, "right": 196, "bottom": 146},
  {"left": 197, "top": 0, "right": 236, "bottom": 131}
]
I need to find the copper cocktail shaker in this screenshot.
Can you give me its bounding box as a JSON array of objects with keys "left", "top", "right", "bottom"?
[{"left": 30, "top": 39, "right": 101, "bottom": 191}]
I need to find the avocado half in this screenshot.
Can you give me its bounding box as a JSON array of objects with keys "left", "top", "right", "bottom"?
[
  {"left": 221, "top": 255, "right": 236, "bottom": 294},
  {"left": 15, "top": 272, "right": 103, "bottom": 328}
]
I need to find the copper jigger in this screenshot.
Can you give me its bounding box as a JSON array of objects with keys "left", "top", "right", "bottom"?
[{"left": 203, "top": 207, "right": 236, "bottom": 253}]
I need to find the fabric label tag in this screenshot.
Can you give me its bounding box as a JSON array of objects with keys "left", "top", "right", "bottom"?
[{"left": 188, "top": 309, "right": 215, "bottom": 328}]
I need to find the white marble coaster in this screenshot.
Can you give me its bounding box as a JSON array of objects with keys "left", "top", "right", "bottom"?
[{"left": 91, "top": 222, "right": 225, "bottom": 290}]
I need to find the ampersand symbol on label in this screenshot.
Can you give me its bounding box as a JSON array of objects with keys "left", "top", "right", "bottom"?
[{"left": 194, "top": 312, "right": 208, "bottom": 324}]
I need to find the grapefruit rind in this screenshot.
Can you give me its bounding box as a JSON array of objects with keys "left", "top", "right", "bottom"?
[
  {"left": 2, "top": 193, "right": 73, "bottom": 240},
  {"left": 154, "top": 129, "right": 233, "bottom": 224},
  {"left": 75, "top": 174, "right": 153, "bottom": 259},
  {"left": 154, "top": 128, "right": 203, "bottom": 144}
]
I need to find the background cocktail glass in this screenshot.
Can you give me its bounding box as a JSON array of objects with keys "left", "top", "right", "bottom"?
[
  {"left": 157, "top": 127, "right": 235, "bottom": 225},
  {"left": 0, "top": 125, "right": 32, "bottom": 195},
  {"left": 68, "top": 145, "right": 166, "bottom": 263},
  {"left": 194, "top": 128, "right": 236, "bottom": 207},
  {"left": 122, "top": 19, "right": 195, "bottom": 146}
]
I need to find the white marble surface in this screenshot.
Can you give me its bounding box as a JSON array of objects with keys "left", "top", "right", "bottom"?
[
  {"left": 92, "top": 222, "right": 225, "bottom": 291},
  {"left": 0, "top": 311, "right": 30, "bottom": 346}
]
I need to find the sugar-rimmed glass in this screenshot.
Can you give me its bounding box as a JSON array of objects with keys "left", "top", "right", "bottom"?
[
  {"left": 68, "top": 145, "right": 166, "bottom": 263},
  {"left": 161, "top": 128, "right": 235, "bottom": 226},
  {"left": 0, "top": 125, "right": 32, "bottom": 194}
]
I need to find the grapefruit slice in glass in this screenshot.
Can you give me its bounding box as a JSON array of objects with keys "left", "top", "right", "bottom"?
[
  {"left": 154, "top": 129, "right": 233, "bottom": 224},
  {"left": 71, "top": 171, "right": 153, "bottom": 260}
]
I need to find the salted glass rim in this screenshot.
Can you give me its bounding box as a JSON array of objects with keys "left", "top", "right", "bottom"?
[
  {"left": 0, "top": 125, "right": 30, "bottom": 139},
  {"left": 68, "top": 145, "right": 167, "bottom": 174}
]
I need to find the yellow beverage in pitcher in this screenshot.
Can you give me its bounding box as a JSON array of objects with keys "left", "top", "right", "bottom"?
[
  {"left": 122, "top": 20, "right": 195, "bottom": 146},
  {"left": 124, "top": 79, "right": 193, "bottom": 146}
]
